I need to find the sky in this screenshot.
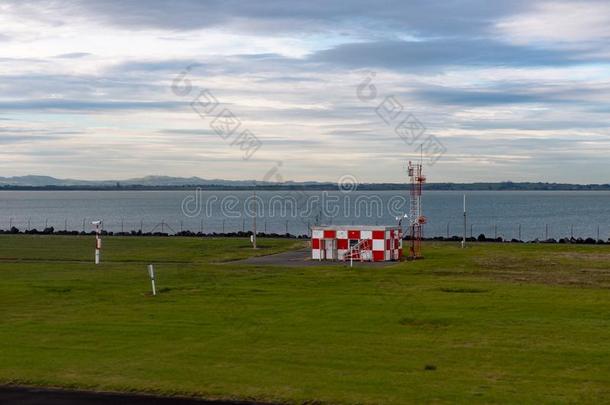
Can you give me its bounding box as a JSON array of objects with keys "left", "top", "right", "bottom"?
[{"left": 0, "top": 0, "right": 609, "bottom": 184}]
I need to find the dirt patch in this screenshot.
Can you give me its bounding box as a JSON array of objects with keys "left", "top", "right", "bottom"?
[
  {"left": 439, "top": 287, "right": 489, "bottom": 293},
  {"left": 555, "top": 252, "right": 610, "bottom": 260},
  {"left": 475, "top": 267, "right": 610, "bottom": 288},
  {"left": 472, "top": 253, "right": 610, "bottom": 288},
  {"left": 399, "top": 317, "right": 451, "bottom": 329}
]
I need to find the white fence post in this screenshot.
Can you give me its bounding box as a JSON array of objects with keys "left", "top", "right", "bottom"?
[{"left": 148, "top": 264, "right": 156, "bottom": 296}]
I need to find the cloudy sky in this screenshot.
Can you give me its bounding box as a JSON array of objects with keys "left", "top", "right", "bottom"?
[{"left": 1, "top": 0, "right": 609, "bottom": 183}]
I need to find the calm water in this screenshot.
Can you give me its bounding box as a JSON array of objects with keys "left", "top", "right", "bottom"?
[{"left": 0, "top": 190, "right": 609, "bottom": 241}]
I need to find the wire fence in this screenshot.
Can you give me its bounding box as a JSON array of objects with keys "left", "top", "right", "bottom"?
[{"left": 1, "top": 216, "right": 609, "bottom": 243}]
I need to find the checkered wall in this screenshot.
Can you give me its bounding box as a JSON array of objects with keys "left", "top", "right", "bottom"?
[{"left": 311, "top": 227, "right": 402, "bottom": 262}]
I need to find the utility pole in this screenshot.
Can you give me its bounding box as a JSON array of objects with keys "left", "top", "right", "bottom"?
[
  {"left": 462, "top": 194, "right": 466, "bottom": 248},
  {"left": 252, "top": 183, "right": 257, "bottom": 248}
]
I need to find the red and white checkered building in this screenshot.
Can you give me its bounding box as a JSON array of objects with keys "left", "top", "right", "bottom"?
[{"left": 311, "top": 225, "right": 403, "bottom": 262}]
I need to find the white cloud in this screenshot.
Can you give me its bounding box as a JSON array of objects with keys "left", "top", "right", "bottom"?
[
  {"left": 495, "top": 1, "right": 610, "bottom": 49},
  {"left": 0, "top": 1, "right": 609, "bottom": 182}
]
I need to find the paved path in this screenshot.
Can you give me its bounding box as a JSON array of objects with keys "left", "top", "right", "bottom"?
[
  {"left": 230, "top": 248, "right": 398, "bottom": 267},
  {"left": 0, "top": 386, "right": 269, "bottom": 405}
]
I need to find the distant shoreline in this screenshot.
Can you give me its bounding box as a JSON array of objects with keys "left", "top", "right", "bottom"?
[{"left": 0, "top": 183, "right": 609, "bottom": 191}]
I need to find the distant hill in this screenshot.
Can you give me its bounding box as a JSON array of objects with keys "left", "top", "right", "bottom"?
[
  {"left": 0, "top": 175, "right": 608, "bottom": 191},
  {"left": 424, "top": 182, "right": 610, "bottom": 191},
  {"left": 0, "top": 175, "right": 253, "bottom": 187}
]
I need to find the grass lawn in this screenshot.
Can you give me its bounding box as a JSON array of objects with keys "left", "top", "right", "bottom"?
[{"left": 0, "top": 235, "right": 609, "bottom": 404}]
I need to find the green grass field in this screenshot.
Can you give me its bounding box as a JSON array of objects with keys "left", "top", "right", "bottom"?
[{"left": 1, "top": 235, "right": 609, "bottom": 404}]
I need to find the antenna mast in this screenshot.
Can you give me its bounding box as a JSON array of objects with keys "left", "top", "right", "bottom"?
[{"left": 407, "top": 156, "right": 426, "bottom": 259}]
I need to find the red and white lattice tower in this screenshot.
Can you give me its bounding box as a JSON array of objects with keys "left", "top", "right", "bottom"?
[{"left": 407, "top": 161, "right": 426, "bottom": 259}]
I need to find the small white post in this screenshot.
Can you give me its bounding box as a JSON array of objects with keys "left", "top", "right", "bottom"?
[
  {"left": 92, "top": 220, "right": 102, "bottom": 264},
  {"left": 461, "top": 194, "right": 466, "bottom": 249},
  {"left": 148, "top": 264, "right": 156, "bottom": 296},
  {"left": 251, "top": 184, "right": 257, "bottom": 249}
]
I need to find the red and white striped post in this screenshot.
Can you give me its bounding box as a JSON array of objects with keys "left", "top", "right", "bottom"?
[{"left": 92, "top": 220, "right": 102, "bottom": 265}]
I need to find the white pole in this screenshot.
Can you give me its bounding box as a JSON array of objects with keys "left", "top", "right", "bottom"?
[
  {"left": 148, "top": 264, "right": 156, "bottom": 296},
  {"left": 93, "top": 221, "right": 102, "bottom": 264},
  {"left": 252, "top": 184, "right": 257, "bottom": 249},
  {"left": 461, "top": 194, "right": 466, "bottom": 249}
]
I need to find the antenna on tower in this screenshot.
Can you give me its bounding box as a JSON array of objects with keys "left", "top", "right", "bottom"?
[{"left": 407, "top": 148, "right": 426, "bottom": 260}]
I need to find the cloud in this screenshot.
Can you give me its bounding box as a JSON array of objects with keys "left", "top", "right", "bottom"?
[
  {"left": 0, "top": 127, "right": 81, "bottom": 135},
  {"left": 0, "top": 0, "right": 609, "bottom": 182},
  {"left": 0, "top": 127, "right": 82, "bottom": 144},
  {"left": 413, "top": 87, "right": 569, "bottom": 106},
  {"left": 5, "top": 0, "right": 530, "bottom": 35},
  {"left": 495, "top": 1, "right": 610, "bottom": 48},
  {"left": 254, "top": 75, "right": 324, "bottom": 84},
  {"left": 108, "top": 59, "right": 205, "bottom": 73},
  {"left": 310, "top": 39, "right": 590, "bottom": 70},
  {"left": 0, "top": 134, "right": 63, "bottom": 144},
  {"left": 0, "top": 73, "right": 165, "bottom": 101},
  {"left": 54, "top": 52, "right": 91, "bottom": 59},
  {"left": 158, "top": 129, "right": 217, "bottom": 136},
  {"left": 0, "top": 99, "right": 187, "bottom": 112},
  {"left": 458, "top": 119, "right": 609, "bottom": 131}
]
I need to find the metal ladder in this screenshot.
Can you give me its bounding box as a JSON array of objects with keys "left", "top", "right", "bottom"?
[{"left": 344, "top": 239, "right": 367, "bottom": 267}]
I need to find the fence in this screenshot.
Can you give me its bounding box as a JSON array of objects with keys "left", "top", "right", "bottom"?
[{"left": 1, "top": 216, "right": 609, "bottom": 243}]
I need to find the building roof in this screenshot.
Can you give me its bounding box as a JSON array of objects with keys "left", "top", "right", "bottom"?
[{"left": 311, "top": 225, "right": 399, "bottom": 231}]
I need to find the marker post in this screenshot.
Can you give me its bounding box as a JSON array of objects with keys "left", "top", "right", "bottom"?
[
  {"left": 92, "top": 220, "right": 102, "bottom": 264},
  {"left": 148, "top": 264, "right": 157, "bottom": 296}
]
